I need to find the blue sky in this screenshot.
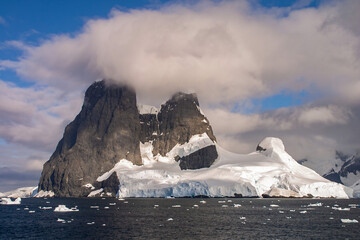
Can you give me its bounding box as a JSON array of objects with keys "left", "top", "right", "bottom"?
[{"left": 0, "top": 0, "right": 359, "bottom": 192}]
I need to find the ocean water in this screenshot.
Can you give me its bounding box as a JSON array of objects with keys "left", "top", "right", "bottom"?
[{"left": 0, "top": 198, "right": 359, "bottom": 239}]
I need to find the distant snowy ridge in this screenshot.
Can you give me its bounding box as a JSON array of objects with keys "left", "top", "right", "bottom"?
[
  {"left": 0, "top": 187, "right": 38, "bottom": 198},
  {"left": 89, "top": 137, "right": 351, "bottom": 198}
]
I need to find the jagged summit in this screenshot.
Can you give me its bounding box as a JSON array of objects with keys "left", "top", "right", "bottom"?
[
  {"left": 38, "top": 80, "right": 218, "bottom": 197},
  {"left": 38, "top": 80, "right": 142, "bottom": 197}
]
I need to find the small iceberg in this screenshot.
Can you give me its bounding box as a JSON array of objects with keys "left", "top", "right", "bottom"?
[
  {"left": 308, "top": 203, "right": 323, "bottom": 207},
  {"left": 54, "top": 205, "right": 79, "bottom": 212},
  {"left": 172, "top": 205, "right": 181, "bottom": 208},
  {"left": 270, "top": 204, "right": 279, "bottom": 207},
  {"left": 332, "top": 207, "right": 350, "bottom": 211},
  {"left": 167, "top": 218, "right": 173, "bottom": 221},
  {"left": 200, "top": 200, "right": 206, "bottom": 204},
  {"left": 341, "top": 219, "right": 358, "bottom": 223},
  {"left": 233, "top": 204, "right": 241, "bottom": 208},
  {"left": 0, "top": 197, "right": 21, "bottom": 205}
]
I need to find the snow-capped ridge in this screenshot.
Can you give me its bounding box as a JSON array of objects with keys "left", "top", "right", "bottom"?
[{"left": 87, "top": 136, "right": 352, "bottom": 199}]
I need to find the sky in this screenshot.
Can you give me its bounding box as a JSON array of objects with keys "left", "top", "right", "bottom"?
[{"left": 0, "top": 0, "right": 359, "bottom": 192}]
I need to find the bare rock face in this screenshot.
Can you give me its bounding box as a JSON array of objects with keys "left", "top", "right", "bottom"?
[
  {"left": 38, "top": 81, "right": 142, "bottom": 197},
  {"left": 177, "top": 145, "right": 218, "bottom": 170},
  {"left": 140, "top": 92, "right": 218, "bottom": 170}
]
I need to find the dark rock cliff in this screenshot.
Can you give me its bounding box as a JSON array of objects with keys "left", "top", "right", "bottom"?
[
  {"left": 139, "top": 92, "right": 218, "bottom": 170},
  {"left": 38, "top": 81, "right": 142, "bottom": 197}
]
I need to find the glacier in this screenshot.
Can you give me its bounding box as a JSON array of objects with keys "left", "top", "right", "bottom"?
[{"left": 92, "top": 136, "right": 352, "bottom": 198}]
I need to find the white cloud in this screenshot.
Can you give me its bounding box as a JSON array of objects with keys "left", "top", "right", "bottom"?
[
  {"left": 1, "top": 0, "right": 359, "bottom": 106},
  {"left": 0, "top": 80, "right": 82, "bottom": 151},
  {"left": 298, "top": 105, "right": 351, "bottom": 125}
]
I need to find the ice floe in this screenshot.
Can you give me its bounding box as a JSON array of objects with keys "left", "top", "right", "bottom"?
[
  {"left": 54, "top": 205, "right": 79, "bottom": 212},
  {"left": 341, "top": 219, "right": 358, "bottom": 223}
]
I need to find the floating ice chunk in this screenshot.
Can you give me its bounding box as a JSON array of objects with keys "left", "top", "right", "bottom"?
[
  {"left": 270, "top": 204, "right": 279, "bottom": 207},
  {"left": 57, "top": 218, "right": 65, "bottom": 222},
  {"left": 300, "top": 211, "right": 307, "bottom": 214},
  {"left": 239, "top": 217, "right": 246, "bottom": 220},
  {"left": 104, "top": 207, "right": 109, "bottom": 209},
  {"left": 154, "top": 205, "right": 159, "bottom": 208},
  {"left": 218, "top": 201, "right": 226, "bottom": 203},
  {"left": 221, "top": 205, "right": 228, "bottom": 208},
  {"left": 167, "top": 218, "right": 173, "bottom": 221},
  {"left": 0, "top": 197, "right": 21, "bottom": 205},
  {"left": 279, "top": 211, "right": 284, "bottom": 213},
  {"left": 329, "top": 217, "right": 334, "bottom": 220},
  {"left": 172, "top": 205, "right": 181, "bottom": 208},
  {"left": 227, "top": 200, "right": 232, "bottom": 203},
  {"left": 286, "top": 216, "right": 291, "bottom": 219},
  {"left": 118, "top": 198, "right": 125, "bottom": 201},
  {"left": 102, "top": 224, "right": 106, "bottom": 226},
  {"left": 341, "top": 219, "right": 358, "bottom": 223},
  {"left": 308, "top": 202, "right": 323, "bottom": 207},
  {"left": 29, "top": 210, "right": 35, "bottom": 213},
  {"left": 193, "top": 205, "right": 199, "bottom": 208},
  {"left": 332, "top": 207, "right": 350, "bottom": 211},
  {"left": 87, "top": 222, "right": 95, "bottom": 225},
  {"left": 109, "top": 203, "right": 116, "bottom": 206},
  {"left": 90, "top": 206, "right": 99, "bottom": 209},
  {"left": 200, "top": 201, "right": 206, "bottom": 204},
  {"left": 40, "top": 207, "right": 52, "bottom": 210},
  {"left": 24, "top": 208, "right": 29, "bottom": 210},
  {"left": 54, "top": 205, "right": 79, "bottom": 212},
  {"left": 234, "top": 204, "right": 241, "bottom": 208}
]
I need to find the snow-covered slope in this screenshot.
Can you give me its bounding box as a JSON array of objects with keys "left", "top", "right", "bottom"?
[
  {"left": 90, "top": 136, "right": 351, "bottom": 198},
  {"left": 351, "top": 179, "right": 360, "bottom": 198},
  {"left": 0, "top": 187, "right": 38, "bottom": 198}
]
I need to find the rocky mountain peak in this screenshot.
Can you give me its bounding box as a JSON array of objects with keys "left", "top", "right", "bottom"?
[
  {"left": 38, "top": 80, "right": 219, "bottom": 197},
  {"left": 39, "top": 80, "right": 142, "bottom": 197}
]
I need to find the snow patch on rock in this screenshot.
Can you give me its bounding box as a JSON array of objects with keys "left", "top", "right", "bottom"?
[{"left": 35, "top": 190, "right": 55, "bottom": 198}]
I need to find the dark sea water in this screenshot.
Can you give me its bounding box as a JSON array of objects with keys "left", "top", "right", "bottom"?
[{"left": 0, "top": 198, "right": 359, "bottom": 239}]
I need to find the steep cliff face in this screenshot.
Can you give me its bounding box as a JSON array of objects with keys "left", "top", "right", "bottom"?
[
  {"left": 38, "top": 81, "right": 142, "bottom": 197},
  {"left": 139, "top": 92, "right": 218, "bottom": 170}
]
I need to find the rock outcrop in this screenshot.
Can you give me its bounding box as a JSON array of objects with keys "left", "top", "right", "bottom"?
[
  {"left": 139, "top": 92, "right": 218, "bottom": 170},
  {"left": 38, "top": 80, "right": 218, "bottom": 197},
  {"left": 38, "top": 81, "right": 142, "bottom": 197}
]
